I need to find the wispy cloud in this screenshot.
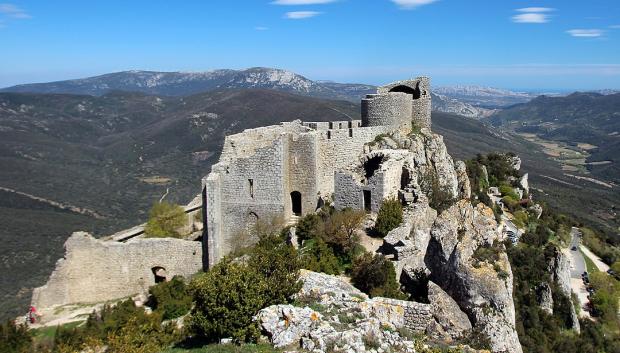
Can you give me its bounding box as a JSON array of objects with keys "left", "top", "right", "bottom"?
[
  {"left": 0, "top": 3, "right": 31, "bottom": 19},
  {"left": 512, "top": 7, "right": 554, "bottom": 23},
  {"left": 271, "top": 0, "right": 336, "bottom": 4},
  {"left": 610, "top": 25, "right": 620, "bottom": 29},
  {"left": 255, "top": 26, "right": 268, "bottom": 31},
  {"left": 391, "top": 0, "right": 439, "bottom": 10},
  {"left": 566, "top": 29, "right": 605, "bottom": 38},
  {"left": 285, "top": 11, "right": 321, "bottom": 19}
]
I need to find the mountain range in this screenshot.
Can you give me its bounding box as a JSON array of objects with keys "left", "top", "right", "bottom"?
[{"left": 1, "top": 68, "right": 513, "bottom": 118}]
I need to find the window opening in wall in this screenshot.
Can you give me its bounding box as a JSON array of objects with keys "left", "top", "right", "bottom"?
[
  {"left": 329, "top": 122, "right": 333, "bottom": 129},
  {"left": 327, "top": 131, "right": 331, "bottom": 139},
  {"left": 358, "top": 122, "right": 361, "bottom": 127},
  {"left": 291, "top": 191, "right": 302, "bottom": 216},
  {"left": 152, "top": 267, "right": 167, "bottom": 283},
  {"left": 339, "top": 123, "right": 342, "bottom": 129},
  {"left": 349, "top": 129, "right": 353, "bottom": 137},
  {"left": 348, "top": 121, "right": 352, "bottom": 128},
  {"left": 363, "top": 155, "right": 384, "bottom": 179},
  {"left": 389, "top": 84, "right": 421, "bottom": 99},
  {"left": 248, "top": 179, "right": 254, "bottom": 198},
  {"left": 363, "top": 190, "right": 372, "bottom": 212}
]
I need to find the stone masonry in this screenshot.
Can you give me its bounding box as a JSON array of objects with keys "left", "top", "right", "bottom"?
[{"left": 203, "top": 77, "right": 432, "bottom": 267}]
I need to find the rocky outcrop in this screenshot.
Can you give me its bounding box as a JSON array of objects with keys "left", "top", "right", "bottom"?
[
  {"left": 424, "top": 200, "right": 522, "bottom": 353},
  {"left": 548, "top": 248, "right": 580, "bottom": 333},
  {"left": 536, "top": 283, "right": 554, "bottom": 315},
  {"left": 258, "top": 271, "right": 434, "bottom": 353},
  {"left": 455, "top": 161, "right": 472, "bottom": 200},
  {"left": 427, "top": 281, "right": 472, "bottom": 341}
]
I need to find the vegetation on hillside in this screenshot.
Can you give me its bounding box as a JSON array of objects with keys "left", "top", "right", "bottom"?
[
  {"left": 467, "top": 153, "right": 620, "bottom": 353},
  {"left": 144, "top": 202, "right": 187, "bottom": 238}
]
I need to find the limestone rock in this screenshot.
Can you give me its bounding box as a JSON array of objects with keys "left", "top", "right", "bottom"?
[
  {"left": 536, "top": 282, "right": 554, "bottom": 315},
  {"left": 296, "top": 269, "right": 368, "bottom": 306},
  {"left": 255, "top": 305, "right": 323, "bottom": 347},
  {"left": 425, "top": 201, "right": 523, "bottom": 353},
  {"left": 427, "top": 281, "right": 472, "bottom": 341},
  {"left": 519, "top": 173, "right": 529, "bottom": 194},
  {"left": 548, "top": 248, "right": 580, "bottom": 333},
  {"left": 529, "top": 203, "right": 543, "bottom": 220},
  {"left": 455, "top": 160, "right": 472, "bottom": 200}
]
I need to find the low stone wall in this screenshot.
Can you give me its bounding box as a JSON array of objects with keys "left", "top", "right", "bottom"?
[
  {"left": 31, "top": 232, "right": 202, "bottom": 310},
  {"left": 364, "top": 297, "right": 433, "bottom": 332}
]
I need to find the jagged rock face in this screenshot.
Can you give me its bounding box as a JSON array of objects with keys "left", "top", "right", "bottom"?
[
  {"left": 548, "top": 249, "right": 580, "bottom": 333},
  {"left": 455, "top": 160, "right": 472, "bottom": 200},
  {"left": 536, "top": 283, "right": 554, "bottom": 315},
  {"left": 424, "top": 200, "right": 522, "bottom": 353},
  {"left": 427, "top": 281, "right": 472, "bottom": 341},
  {"left": 258, "top": 271, "right": 432, "bottom": 353}
]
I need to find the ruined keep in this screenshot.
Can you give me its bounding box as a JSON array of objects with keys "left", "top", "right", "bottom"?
[{"left": 203, "top": 77, "right": 432, "bottom": 267}]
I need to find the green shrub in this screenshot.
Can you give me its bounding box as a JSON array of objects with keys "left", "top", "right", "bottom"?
[
  {"left": 300, "top": 238, "right": 341, "bottom": 275},
  {"left": 144, "top": 202, "right": 187, "bottom": 238},
  {"left": 350, "top": 252, "right": 407, "bottom": 300},
  {"left": 419, "top": 169, "right": 456, "bottom": 213},
  {"left": 190, "top": 234, "right": 301, "bottom": 343},
  {"left": 374, "top": 198, "right": 403, "bottom": 237},
  {"left": 0, "top": 320, "right": 32, "bottom": 353},
  {"left": 149, "top": 276, "right": 193, "bottom": 320}
]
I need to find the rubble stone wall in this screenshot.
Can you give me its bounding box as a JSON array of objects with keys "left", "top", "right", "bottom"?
[{"left": 31, "top": 232, "right": 202, "bottom": 309}]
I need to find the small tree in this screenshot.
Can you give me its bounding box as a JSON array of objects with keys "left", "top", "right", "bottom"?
[
  {"left": 375, "top": 198, "right": 403, "bottom": 237},
  {"left": 350, "top": 252, "right": 407, "bottom": 300},
  {"left": 144, "top": 202, "right": 186, "bottom": 238},
  {"left": 322, "top": 208, "right": 365, "bottom": 254}
]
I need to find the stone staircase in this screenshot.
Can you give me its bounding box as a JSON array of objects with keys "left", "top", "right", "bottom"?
[{"left": 286, "top": 215, "right": 300, "bottom": 226}]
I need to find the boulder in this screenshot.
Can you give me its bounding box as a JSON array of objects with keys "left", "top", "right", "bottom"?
[
  {"left": 427, "top": 281, "right": 472, "bottom": 341},
  {"left": 255, "top": 305, "right": 323, "bottom": 347},
  {"left": 536, "top": 282, "right": 553, "bottom": 315}
]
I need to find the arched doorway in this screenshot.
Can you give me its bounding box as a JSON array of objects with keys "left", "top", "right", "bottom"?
[
  {"left": 151, "top": 266, "right": 167, "bottom": 283},
  {"left": 291, "top": 191, "right": 302, "bottom": 216}
]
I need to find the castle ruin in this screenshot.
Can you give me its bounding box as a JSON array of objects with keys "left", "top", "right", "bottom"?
[{"left": 203, "top": 77, "right": 432, "bottom": 267}]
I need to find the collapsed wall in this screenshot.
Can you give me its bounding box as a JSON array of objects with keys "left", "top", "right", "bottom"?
[{"left": 32, "top": 232, "right": 202, "bottom": 310}]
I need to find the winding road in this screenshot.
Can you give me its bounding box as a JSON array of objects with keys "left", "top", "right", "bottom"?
[{"left": 566, "top": 227, "right": 591, "bottom": 318}]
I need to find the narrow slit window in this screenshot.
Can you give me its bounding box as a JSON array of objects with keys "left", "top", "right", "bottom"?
[
  {"left": 349, "top": 129, "right": 353, "bottom": 137},
  {"left": 248, "top": 179, "right": 254, "bottom": 198},
  {"left": 327, "top": 131, "right": 331, "bottom": 139}
]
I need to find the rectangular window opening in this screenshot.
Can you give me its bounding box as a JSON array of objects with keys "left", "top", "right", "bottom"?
[{"left": 248, "top": 179, "right": 254, "bottom": 198}]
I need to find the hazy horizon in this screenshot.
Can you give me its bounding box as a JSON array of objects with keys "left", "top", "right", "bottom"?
[{"left": 1, "top": 0, "right": 619, "bottom": 90}]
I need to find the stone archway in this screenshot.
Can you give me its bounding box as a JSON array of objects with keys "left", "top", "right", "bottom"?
[
  {"left": 151, "top": 266, "right": 167, "bottom": 283},
  {"left": 389, "top": 84, "right": 421, "bottom": 99}
]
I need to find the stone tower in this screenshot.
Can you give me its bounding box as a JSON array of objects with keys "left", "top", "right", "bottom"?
[{"left": 362, "top": 77, "right": 432, "bottom": 133}]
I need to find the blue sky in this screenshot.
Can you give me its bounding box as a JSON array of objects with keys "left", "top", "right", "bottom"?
[{"left": 0, "top": 0, "right": 619, "bottom": 90}]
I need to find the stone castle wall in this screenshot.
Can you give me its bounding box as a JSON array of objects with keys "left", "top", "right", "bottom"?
[
  {"left": 32, "top": 232, "right": 202, "bottom": 309},
  {"left": 204, "top": 77, "right": 432, "bottom": 268}
]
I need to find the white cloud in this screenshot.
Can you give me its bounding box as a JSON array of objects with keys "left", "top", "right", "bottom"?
[
  {"left": 0, "top": 3, "right": 31, "bottom": 19},
  {"left": 285, "top": 11, "right": 321, "bottom": 19},
  {"left": 566, "top": 29, "right": 605, "bottom": 37},
  {"left": 512, "top": 7, "right": 554, "bottom": 23},
  {"left": 512, "top": 13, "right": 549, "bottom": 23},
  {"left": 271, "top": 0, "right": 336, "bottom": 4},
  {"left": 391, "top": 0, "right": 439, "bottom": 10},
  {"left": 516, "top": 7, "right": 554, "bottom": 13},
  {"left": 610, "top": 25, "right": 620, "bottom": 29},
  {"left": 255, "top": 26, "right": 268, "bottom": 31}
]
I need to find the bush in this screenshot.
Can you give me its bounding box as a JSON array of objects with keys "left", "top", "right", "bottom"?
[
  {"left": 419, "top": 169, "right": 456, "bottom": 213},
  {"left": 350, "top": 252, "right": 407, "bottom": 300},
  {"left": 374, "top": 198, "right": 403, "bottom": 237},
  {"left": 190, "top": 234, "right": 301, "bottom": 343},
  {"left": 144, "top": 202, "right": 187, "bottom": 238},
  {"left": 53, "top": 299, "right": 180, "bottom": 352},
  {"left": 300, "top": 238, "right": 341, "bottom": 275},
  {"left": 0, "top": 320, "right": 32, "bottom": 353},
  {"left": 149, "top": 276, "right": 193, "bottom": 320}
]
